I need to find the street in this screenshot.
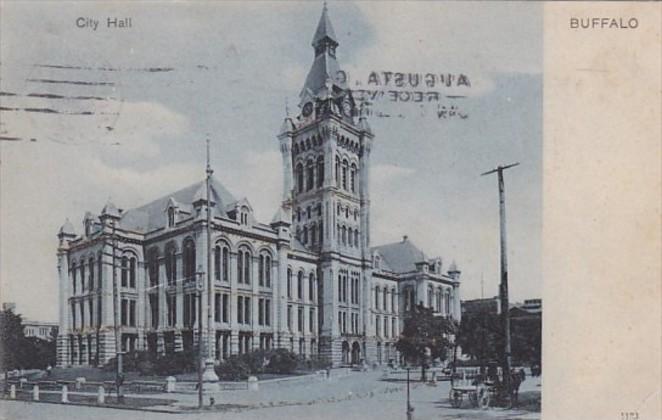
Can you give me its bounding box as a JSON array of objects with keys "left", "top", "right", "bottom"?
[{"left": 0, "top": 372, "right": 541, "bottom": 420}]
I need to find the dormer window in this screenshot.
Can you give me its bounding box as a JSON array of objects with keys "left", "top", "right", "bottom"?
[
  {"left": 240, "top": 206, "right": 250, "bottom": 225},
  {"left": 168, "top": 207, "right": 176, "bottom": 228}
]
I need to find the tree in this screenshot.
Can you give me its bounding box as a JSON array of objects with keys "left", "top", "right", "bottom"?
[
  {"left": 456, "top": 309, "right": 502, "bottom": 372},
  {"left": 0, "top": 309, "right": 29, "bottom": 371},
  {"left": 456, "top": 308, "right": 541, "bottom": 371},
  {"left": 0, "top": 310, "right": 58, "bottom": 371},
  {"left": 395, "top": 304, "right": 457, "bottom": 380}
]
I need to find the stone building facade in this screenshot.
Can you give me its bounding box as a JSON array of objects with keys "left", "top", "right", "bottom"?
[{"left": 55, "top": 6, "right": 462, "bottom": 368}]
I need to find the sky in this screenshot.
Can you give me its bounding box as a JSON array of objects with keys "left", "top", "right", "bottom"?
[{"left": 0, "top": 1, "right": 542, "bottom": 321}]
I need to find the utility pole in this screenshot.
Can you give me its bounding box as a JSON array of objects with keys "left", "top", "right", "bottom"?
[
  {"left": 111, "top": 220, "right": 124, "bottom": 403},
  {"left": 196, "top": 270, "right": 204, "bottom": 409},
  {"left": 481, "top": 162, "right": 519, "bottom": 408}
]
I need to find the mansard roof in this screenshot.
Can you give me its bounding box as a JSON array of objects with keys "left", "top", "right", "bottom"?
[
  {"left": 371, "top": 236, "right": 428, "bottom": 274},
  {"left": 119, "top": 177, "right": 236, "bottom": 233}
]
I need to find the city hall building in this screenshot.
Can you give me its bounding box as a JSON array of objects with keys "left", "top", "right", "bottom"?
[{"left": 55, "top": 6, "right": 462, "bottom": 368}]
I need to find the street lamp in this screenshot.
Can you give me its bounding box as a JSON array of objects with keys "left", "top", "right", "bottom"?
[{"left": 406, "top": 368, "right": 414, "bottom": 420}]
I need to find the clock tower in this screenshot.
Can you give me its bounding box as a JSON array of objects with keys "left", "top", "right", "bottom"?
[{"left": 277, "top": 4, "right": 376, "bottom": 364}]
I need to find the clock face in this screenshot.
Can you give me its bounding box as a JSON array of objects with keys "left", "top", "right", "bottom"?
[
  {"left": 342, "top": 100, "right": 352, "bottom": 117},
  {"left": 302, "top": 102, "right": 313, "bottom": 117}
]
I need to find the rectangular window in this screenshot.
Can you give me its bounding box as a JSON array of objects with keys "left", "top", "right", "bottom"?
[
  {"left": 265, "top": 299, "right": 271, "bottom": 326},
  {"left": 287, "top": 305, "right": 293, "bottom": 331},
  {"left": 384, "top": 317, "right": 389, "bottom": 338},
  {"left": 222, "top": 294, "right": 229, "bottom": 323},
  {"left": 297, "top": 306, "right": 303, "bottom": 332},
  {"left": 214, "top": 293, "right": 221, "bottom": 323},
  {"left": 309, "top": 308, "right": 314, "bottom": 333},
  {"left": 244, "top": 297, "right": 251, "bottom": 324},
  {"left": 121, "top": 299, "right": 127, "bottom": 326},
  {"left": 88, "top": 299, "right": 94, "bottom": 327},
  {"left": 71, "top": 303, "right": 76, "bottom": 329},
  {"left": 376, "top": 315, "right": 381, "bottom": 337},
  {"left": 258, "top": 298, "right": 264, "bottom": 326},
  {"left": 167, "top": 294, "right": 177, "bottom": 327},
  {"left": 237, "top": 296, "right": 244, "bottom": 324},
  {"left": 338, "top": 311, "right": 342, "bottom": 333},
  {"left": 97, "top": 295, "right": 102, "bottom": 327},
  {"left": 129, "top": 300, "right": 136, "bottom": 327},
  {"left": 150, "top": 294, "right": 158, "bottom": 329}
]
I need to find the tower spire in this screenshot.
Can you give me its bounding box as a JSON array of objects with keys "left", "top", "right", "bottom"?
[{"left": 312, "top": 2, "right": 337, "bottom": 48}]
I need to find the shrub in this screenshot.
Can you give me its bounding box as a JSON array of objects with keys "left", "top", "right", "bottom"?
[
  {"left": 215, "top": 356, "right": 250, "bottom": 381},
  {"left": 154, "top": 352, "right": 196, "bottom": 376},
  {"left": 266, "top": 348, "right": 298, "bottom": 374}
]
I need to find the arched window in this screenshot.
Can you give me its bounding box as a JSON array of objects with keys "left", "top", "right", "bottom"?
[
  {"left": 214, "top": 245, "right": 222, "bottom": 281},
  {"left": 391, "top": 288, "right": 396, "bottom": 312},
  {"left": 222, "top": 247, "right": 229, "bottom": 282},
  {"left": 302, "top": 226, "right": 308, "bottom": 244},
  {"left": 427, "top": 285, "right": 434, "bottom": 308},
  {"left": 237, "top": 247, "right": 251, "bottom": 284},
  {"left": 445, "top": 292, "right": 451, "bottom": 316},
  {"left": 97, "top": 254, "right": 103, "bottom": 291},
  {"left": 404, "top": 287, "right": 414, "bottom": 311},
  {"left": 258, "top": 254, "right": 264, "bottom": 286},
  {"left": 341, "top": 226, "right": 347, "bottom": 245},
  {"left": 383, "top": 287, "right": 388, "bottom": 310},
  {"left": 121, "top": 256, "right": 128, "bottom": 288},
  {"left": 319, "top": 221, "right": 324, "bottom": 245},
  {"left": 316, "top": 156, "right": 324, "bottom": 188},
  {"left": 148, "top": 248, "right": 159, "bottom": 288},
  {"left": 296, "top": 163, "right": 304, "bottom": 194},
  {"left": 335, "top": 156, "right": 340, "bottom": 187},
  {"left": 354, "top": 229, "right": 359, "bottom": 247},
  {"left": 287, "top": 268, "right": 292, "bottom": 298},
  {"left": 88, "top": 257, "right": 95, "bottom": 291},
  {"left": 165, "top": 244, "right": 177, "bottom": 285},
  {"left": 306, "top": 160, "right": 314, "bottom": 191},
  {"left": 297, "top": 271, "right": 304, "bottom": 300},
  {"left": 71, "top": 262, "right": 77, "bottom": 294},
  {"left": 375, "top": 286, "right": 380, "bottom": 309},
  {"left": 350, "top": 163, "right": 357, "bottom": 192},
  {"left": 80, "top": 263, "right": 85, "bottom": 291},
  {"left": 342, "top": 159, "right": 348, "bottom": 190},
  {"left": 436, "top": 289, "right": 442, "bottom": 312},
  {"left": 308, "top": 273, "right": 315, "bottom": 302},
  {"left": 183, "top": 239, "right": 196, "bottom": 283},
  {"left": 265, "top": 255, "right": 271, "bottom": 287},
  {"left": 310, "top": 224, "right": 317, "bottom": 245},
  {"left": 129, "top": 256, "right": 136, "bottom": 288}
]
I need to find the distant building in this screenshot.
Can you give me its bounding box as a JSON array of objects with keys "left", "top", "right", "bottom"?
[
  {"left": 462, "top": 297, "right": 501, "bottom": 316},
  {"left": 2, "top": 302, "right": 16, "bottom": 312},
  {"left": 55, "top": 6, "right": 463, "bottom": 369},
  {"left": 462, "top": 297, "right": 541, "bottom": 318},
  {"left": 24, "top": 320, "right": 58, "bottom": 341}
]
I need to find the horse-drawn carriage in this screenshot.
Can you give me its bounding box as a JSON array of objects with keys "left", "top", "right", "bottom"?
[
  {"left": 448, "top": 365, "right": 524, "bottom": 409},
  {"left": 448, "top": 367, "right": 494, "bottom": 409}
]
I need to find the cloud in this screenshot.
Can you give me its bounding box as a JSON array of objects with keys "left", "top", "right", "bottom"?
[{"left": 2, "top": 100, "right": 190, "bottom": 162}]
